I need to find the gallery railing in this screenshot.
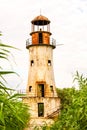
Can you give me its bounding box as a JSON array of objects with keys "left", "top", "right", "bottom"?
[{"left": 26, "top": 38, "right": 56, "bottom": 48}]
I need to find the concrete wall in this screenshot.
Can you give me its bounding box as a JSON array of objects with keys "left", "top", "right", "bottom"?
[
  {"left": 23, "top": 97, "right": 60, "bottom": 118},
  {"left": 26, "top": 45, "right": 57, "bottom": 97}
]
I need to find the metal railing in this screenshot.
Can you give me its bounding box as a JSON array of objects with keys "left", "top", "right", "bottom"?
[
  {"left": 26, "top": 38, "right": 56, "bottom": 48},
  {"left": 46, "top": 106, "right": 60, "bottom": 118},
  {"left": 17, "top": 89, "right": 26, "bottom": 94},
  {"left": 16, "top": 89, "right": 58, "bottom": 97}
]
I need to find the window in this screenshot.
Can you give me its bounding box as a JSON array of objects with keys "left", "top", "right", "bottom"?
[
  {"left": 48, "top": 60, "right": 51, "bottom": 66},
  {"left": 39, "top": 33, "right": 43, "bottom": 44},
  {"left": 31, "top": 60, "right": 34, "bottom": 66},
  {"left": 50, "top": 85, "right": 53, "bottom": 91},
  {"left": 29, "top": 86, "right": 32, "bottom": 92},
  {"left": 38, "top": 103, "right": 44, "bottom": 117}
]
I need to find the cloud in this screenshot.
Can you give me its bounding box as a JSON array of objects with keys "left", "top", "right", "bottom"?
[{"left": 0, "top": 0, "right": 87, "bottom": 88}]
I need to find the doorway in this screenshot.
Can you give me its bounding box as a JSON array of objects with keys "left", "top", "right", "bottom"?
[
  {"left": 37, "top": 84, "right": 44, "bottom": 97},
  {"left": 38, "top": 103, "right": 44, "bottom": 117}
]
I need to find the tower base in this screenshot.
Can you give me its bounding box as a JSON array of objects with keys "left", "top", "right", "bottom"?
[
  {"left": 25, "top": 118, "right": 54, "bottom": 130},
  {"left": 22, "top": 96, "right": 60, "bottom": 130}
]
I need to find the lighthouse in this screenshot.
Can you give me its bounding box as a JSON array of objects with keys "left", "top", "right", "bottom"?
[{"left": 23, "top": 14, "right": 60, "bottom": 128}]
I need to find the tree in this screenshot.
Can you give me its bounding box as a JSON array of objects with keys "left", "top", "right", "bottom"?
[
  {"left": 50, "top": 72, "right": 87, "bottom": 130},
  {"left": 0, "top": 33, "right": 30, "bottom": 130},
  {"left": 56, "top": 87, "right": 76, "bottom": 110},
  {"left": 41, "top": 72, "right": 87, "bottom": 130}
]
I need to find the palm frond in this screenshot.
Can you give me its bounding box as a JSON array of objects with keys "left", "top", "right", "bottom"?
[
  {"left": 0, "top": 43, "right": 18, "bottom": 50},
  {"left": 0, "top": 71, "right": 16, "bottom": 75},
  {"left": 0, "top": 48, "right": 10, "bottom": 53},
  {"left": 0, "top": 55, "right": 8, "bottom": 60},
  {"left": 8, "top": 93, "right": 26, "bottom": 100}
]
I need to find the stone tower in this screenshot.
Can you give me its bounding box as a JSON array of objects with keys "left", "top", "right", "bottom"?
[{"left": 23, "top": 15, "right": 60, "bottom": 129}]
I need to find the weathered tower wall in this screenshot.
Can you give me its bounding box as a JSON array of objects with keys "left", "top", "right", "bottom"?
[
  {"left": 26, "top": 45, "right": 57, "bottom": 97},
  {"left": 22, "top": 15, "right": 60, "bottom": 129}
]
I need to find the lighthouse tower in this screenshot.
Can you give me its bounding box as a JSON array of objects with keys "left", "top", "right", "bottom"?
[{"left": 23, "top": 15, "right": 60, "bottom": 128}]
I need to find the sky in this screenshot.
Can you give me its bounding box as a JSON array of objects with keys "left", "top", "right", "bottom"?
[{"left": 0, "top": 0, "right": 87, "bottom": 90}]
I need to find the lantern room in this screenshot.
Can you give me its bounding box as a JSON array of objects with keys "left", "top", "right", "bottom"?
[
  {"left": 31, "top": 15, "right": 51, "bottom": 32},
  {"left": 26, "top": 15, "right": 56, "bottom": 49}
]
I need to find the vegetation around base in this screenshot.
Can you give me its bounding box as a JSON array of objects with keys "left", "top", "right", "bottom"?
[{"left": 0, "top": 33, "right": 30, "bottom": 130}]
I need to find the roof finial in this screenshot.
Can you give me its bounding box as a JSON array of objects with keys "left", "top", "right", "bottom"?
[{"left": 40, "top": 9, "right": 41, "bottom": 15}]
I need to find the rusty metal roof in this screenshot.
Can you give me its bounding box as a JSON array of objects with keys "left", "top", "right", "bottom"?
[{"left": 31, "top": 15, "right": 50, "bottom": 25}]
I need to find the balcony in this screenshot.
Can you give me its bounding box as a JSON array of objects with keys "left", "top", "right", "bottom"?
[
  {"left": 16, "top": 89, "right": 58, "bottom": 98},
  {"left": 26, "top": 38, "right": 56, "bottom": 49}
]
